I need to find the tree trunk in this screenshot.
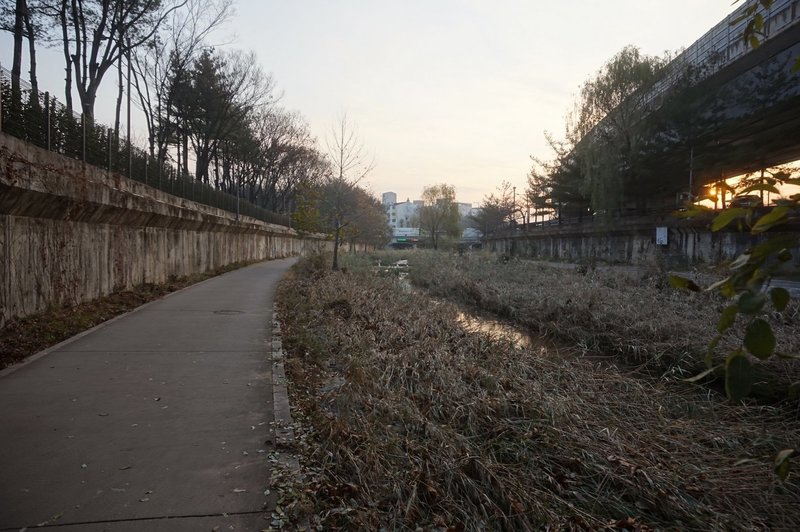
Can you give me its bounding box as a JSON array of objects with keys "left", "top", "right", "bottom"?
[
  {"left": 176, "top": 129, "right": 182, "bottom": 176},
  {"left": 11, "top": 0, "right": 25, "bottom": 99},
  {"left": 195, "top": 147, "right": 207, "bottom": 182},
  {"left": 213, "top": 149, "right": 220, "bottom": 189},
  {"left": 182, "top": 130, "right": 189, "bottom": 178},
  {"left": 82, "top": 89, "right": 97, "bottom": 120},
  {"left": 114, "top": 53, "right": 123, "bottom": 141},
  {"left": 22, "top": 2, "right": 38, "bottom": 97},
  {"left": 59, "top": 1, "right": 72, "bottom": 112},
  {"left": 332, "top": 221, "right": 341, "bottom": 270}
]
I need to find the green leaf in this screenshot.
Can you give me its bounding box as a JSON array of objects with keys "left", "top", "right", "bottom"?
[
  {"left": 751, "top": 207, "right": 789, "bottom": 233},
  {"left": 737, "top": 184, "right": 780, "bottom": 196},
  {"left": 744, "top": 319, "right": 775, "bottom": 359},
  {"left": 669, "top": 275, "right": 701, "bottom": 292},
  {"left": 711, "top": 208, "right": 747, "bottom": 231},
  {"left": 707, "top": 335, "right": 721, "bottom": 368},
  {"left": 754, "top": 13, "right": 764, "bottom": 31},
  {"left": 720, "top": 282, "right": 737, "bottom": 298},
  {"left": 685, "top": 365, "right": 721, "bottom": 383},
  {"left": 737, "top": 292, "right": 766, "bottom": 314},
  {"left": 771, "top": 287, "right": 790, "bottom": 311},
  {"left": 725, "top": 351, "right": 752, "bottom": 402},
  {"left": 717, "top": 305, "right": 739, "bottom": 333},
  {"left": 730, "top": 10, "right": 753, "bottom": 25},
  {"left": 777, "top": 248, "right": 793, "bottom": 262},
  {"left": 750, "top": 236, "right": 799, "bottom": 259},
  {"left": 745, "top": 268, "right": 768, "bottom": 293},
  {"left": 775, "top": 449, "right": 795, "bottom": 481},
  {"left": 706, "top": 277, "right": 733, "bottom": 295},
  {"left": 729, "top": 253, "right": 751, "bottom": 270},
  {"left": 748, "top": 34, "right": 761, "bottom": 49},
  {"left": 793, "top": 56, "right": 800, "bottom": 72}
]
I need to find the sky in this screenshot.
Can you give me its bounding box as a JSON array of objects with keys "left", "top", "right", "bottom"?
[{"left": 1, "top": 0, "right": 740, "bottom": 205}]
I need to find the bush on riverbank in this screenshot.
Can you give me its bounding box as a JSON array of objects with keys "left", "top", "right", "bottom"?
[{"left": 276, "top": 254, "right": 800, "bottom": 529}]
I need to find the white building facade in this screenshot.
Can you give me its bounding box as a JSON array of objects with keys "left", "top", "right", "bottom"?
[{"left": 382, "top": 191, "right": 475, "bottom": 246}]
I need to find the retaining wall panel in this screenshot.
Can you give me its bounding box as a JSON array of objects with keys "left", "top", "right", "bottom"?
[{"left": 1, "top": 132, "right": 331, "bottom": 326}]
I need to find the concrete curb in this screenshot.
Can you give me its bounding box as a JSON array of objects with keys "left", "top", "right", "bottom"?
[
  {"left": 270, "top": 304, "right": 295, "bottom": 448},
  {"left": 0, "top": 260, "right": 270, "bottom": 379}
]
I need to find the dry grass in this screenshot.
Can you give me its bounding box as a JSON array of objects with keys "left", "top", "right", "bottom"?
[
  {"left": 404, "top": 251, "right": 800, "bottom": 391},
  {"left": 276, "top": 255, "right": 800, "bottom": 530}
]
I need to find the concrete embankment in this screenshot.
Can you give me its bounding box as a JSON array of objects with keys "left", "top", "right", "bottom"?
[
  {"left": 486, "top": 215, "right": 800, "bottom": 268},
  {"left": 0, "top": 132, "right": 328, "bottom": 326}
]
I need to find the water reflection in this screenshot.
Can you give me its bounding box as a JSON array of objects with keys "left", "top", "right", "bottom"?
[
  {"left": 456, "top": 311, "right": 532, "bottom": 348},
  {"left": 373, "top": 258, "right": 533, "bottom": 348}
]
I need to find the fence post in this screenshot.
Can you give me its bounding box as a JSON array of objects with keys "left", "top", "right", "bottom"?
[{"left": 44, "top": 91, "right": 50, "bottom": 151}]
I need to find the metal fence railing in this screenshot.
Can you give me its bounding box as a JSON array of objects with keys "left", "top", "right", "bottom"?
[
  {"left": 0, "top": 67, "right": 291, "bottom": 227},
  {"left": 645, "top": 0, "right": 800, "bottom": 108}
]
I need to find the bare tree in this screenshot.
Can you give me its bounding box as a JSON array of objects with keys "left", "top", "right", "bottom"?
[
  {"left": 54, "top": 0, "right": 186, "bottom": 119},
  {"left": 130, "top": 0, "right": 231, "bottom": 164},
  {"left": 2, "top": 0, "right": 26, "bottom": 100},
  {"left": 324, "top": 113, "right": 375, "bottom": 270}
]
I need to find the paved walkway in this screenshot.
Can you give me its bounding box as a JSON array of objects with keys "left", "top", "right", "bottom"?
[{"left": 0, "top": 258, "right": 296, "bottom": 531}]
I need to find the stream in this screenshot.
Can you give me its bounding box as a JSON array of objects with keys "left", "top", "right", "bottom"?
[{"left": 375, "top": 259, "right": 535, "bottom": 349}]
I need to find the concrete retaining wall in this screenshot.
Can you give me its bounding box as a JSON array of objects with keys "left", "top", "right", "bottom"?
[
  {"left": 487, "top": 216, "right": 800, "bottom": 267},
  {"left": 0, "top": 133, "right": 328, "bottom": 325}
]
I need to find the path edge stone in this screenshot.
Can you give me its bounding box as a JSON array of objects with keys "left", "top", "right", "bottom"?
[{"left": 270, "top": 303, "right": 295, "bottom": 447}]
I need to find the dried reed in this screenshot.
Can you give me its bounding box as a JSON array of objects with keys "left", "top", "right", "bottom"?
[{"left": 276, "top": 255, "right": 800, "bottom": 529}]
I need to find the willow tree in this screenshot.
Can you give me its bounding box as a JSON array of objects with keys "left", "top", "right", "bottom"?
[
  {"left": 417, "top": 183, "right": 461, "bottom": 250},
  {"left": 569, "top": 46, "right": 668, "bottom": 215}
]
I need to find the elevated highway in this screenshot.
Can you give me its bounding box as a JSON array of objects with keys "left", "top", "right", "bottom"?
[{"left": 578, "top": 0, "right": 800, "bottom": 199}]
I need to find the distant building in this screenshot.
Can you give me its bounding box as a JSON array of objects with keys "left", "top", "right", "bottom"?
[
  {"left": 381, "top": 192, "right": 397, "bottom": 205},
  {"left": 456, "top": 202, "right": 473, "bottom": 219},
  {"left": 385, "top": 195, "right": 420, "bottom": 230},
  {"left": 382, "top": 191, "right": 474, "bottom": 247}
]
